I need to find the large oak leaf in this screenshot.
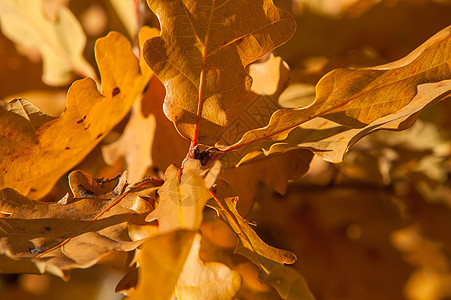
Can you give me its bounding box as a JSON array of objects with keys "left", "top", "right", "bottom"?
[
  {"left": 233, "top": 78, "right": 451, "bottom": 166},
  {"left": 176, "top": 233, "right": 242, "bottom": 299},
  {"left": 130, "top": 230, "right": 196, "bottom": 300},
  {"left": 209, "top": 180, "right": 314, "bottom": 299},
  {"left": 143, "top": 0, "right": 296, "bottom": 144},
  {"left": 218, "top": 26, "right": 451, "bottom": 157},
  {"left": 0, "top": 28, "right": 157, "bottom": 198},
  {"left": 146, "top": 160, "right": 220, "bottom": 233}
]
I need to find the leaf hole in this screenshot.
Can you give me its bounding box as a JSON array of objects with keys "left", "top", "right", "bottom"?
[{"left": 28, "top": 247, "right": 45, "bottom": 254}]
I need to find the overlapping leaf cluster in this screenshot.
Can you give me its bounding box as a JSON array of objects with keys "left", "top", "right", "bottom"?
[{"left": 0, "top": 0, "right": 451, "bottom": 299}]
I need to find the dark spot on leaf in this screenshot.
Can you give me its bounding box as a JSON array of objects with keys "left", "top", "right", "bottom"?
[
  {"left": 65, "top": 147, "right": 70, "bottom": 150},
  {"left": 84, "top": 124, "right": 91, "bottom": 130},
  {"left": 96, "top": 133, "right": 103, "bottom": 139},
  {"left": 43, "top": 226, "right": 51, "bottom": 232},
  {"left": 77, "top": 118, "right": 84, "bottom": 124},
  {"left": 112, "top": 87, "right": 120, "bottom": 97},
  {"left": 30, "top": 188, "right": 37, "bottom": 192}
]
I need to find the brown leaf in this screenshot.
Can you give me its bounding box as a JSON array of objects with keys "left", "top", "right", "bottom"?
[
  {"left": 0, "top": 28, "right": 157, "bottom": 199},
  {"left": 0, "top": 0, "right": 96, "bottom": 86},
  {"left": 143, "top": 0, "right": 296, "bottom": 144},
  {"left": 0, "top": 171, "right": 158, "bottom": 278},
  {"left": 218, "top": 26, "right": 451, "bottom": 158}
]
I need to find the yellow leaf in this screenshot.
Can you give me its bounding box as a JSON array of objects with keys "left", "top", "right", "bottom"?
[
  {"left": 175, "top": 234, "right": 241, "bottom": 299},
  {"left": 0, "top": 0, "right": 96, "bottom": 86},
  {"left": 0, "top": 171, "right": 158, "bottom": 278},
  {"left": 130, "top": 230, "right": 196, "bottom": 300},
  {"left": 219, "top": 26, "right": 451, "bottom": 156},
  {"left": 147, "top": 160, "right": 216, "bottom": 233},
  {"left": 0, "top": 28, "right": 157, "bottom": 199},
  {"left": 143, "top": 0, "right": 296, "bottom": 144},
  {"left": 248, "top": 78, "right": 451, "bottom": 164},
  {"left": 208, "top": 180, "right": 315, "bottom": 299}
]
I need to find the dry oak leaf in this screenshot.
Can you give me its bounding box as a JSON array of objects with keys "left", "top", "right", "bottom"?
[
  {"left": 143, "top": 0, "right": 296, "bottom": 144},
  {"left": 0, "top": 28, "right": 157, "bottom": 199},
  {"left": 0, "top": 0, "right": 96, "bottom": 86},
  {"left": 208, "top": 181, "right": 314, "bottom": 299},
  {"left": 175, "top": 233, "right": 242, "bottom": 299},
  {"left": 147, "top": 160, "right": 220, "bottom": 234},
  {"left": 252, "top": 78, "right": 451, "bottom": 165},
  {"left": 218, "top": 26, "right": 451, "bottom": 155},
  {"left": 0, "top": 170, "right": 158, "bottom": 279},
  {"left": 130, "top": 230, "right": 196, "bottom": 300}
]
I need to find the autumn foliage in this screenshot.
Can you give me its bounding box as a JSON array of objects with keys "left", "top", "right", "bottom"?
[{"left": 1, "top": 0, "right": 451, "bottom": 299}]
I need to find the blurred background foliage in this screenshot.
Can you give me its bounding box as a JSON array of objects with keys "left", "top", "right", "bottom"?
[{"left": 2, "top": 0, "right": 451, "bottom": 299}]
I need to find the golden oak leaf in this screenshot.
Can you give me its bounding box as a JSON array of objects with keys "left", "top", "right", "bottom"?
[
  {"left": 143, "top": 0, "right": 296, "bottom": 144},
  {"left": 176, "top": 233, "right": 242, "bottom": 299},
  {"left": 248, "top": 78, "right": 451, "bottom": 165},
  {"left": 146, "top": 160, "right": 220, "bottom": 233},
  {"left": 218, "top": 26, "right": 451, "bottom": 156},
  {"left": 130, "top": 230, "right": 196, "bottom": 300},
  {"left": 0, "top": 0, "right": 96, "bottom": 86},
  {"left": 0, "top": 28, "right": 157, "bottom": 199},
  {"left": 209, "top": 181, "right": 296, "bottom": 265},
  {"left": 207, "top": 180, "right": 314, "bottom": 299},
  {"left": 0, "top": 171, "right": 159, "bottom": 279}
]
